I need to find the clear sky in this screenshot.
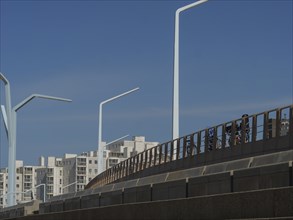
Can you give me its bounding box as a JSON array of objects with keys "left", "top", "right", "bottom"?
[{"left": 0, "top": 0, "right": 292, "bottom": 166}]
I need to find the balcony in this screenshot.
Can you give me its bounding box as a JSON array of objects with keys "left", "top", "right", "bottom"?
[{"left": 77, "top": 171, "right": 86, "bottom": 175}]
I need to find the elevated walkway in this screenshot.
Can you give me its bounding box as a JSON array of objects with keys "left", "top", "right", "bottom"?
[
  {"left": 87, "top": 105, "right": 293, "bottom": 188},
  {"left": 1, "top": 105, "right": 292, "bottom": 219}
]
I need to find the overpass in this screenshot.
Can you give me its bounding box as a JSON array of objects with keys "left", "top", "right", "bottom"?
[{"left": 0, "top": 104, "right": 292, "bottom": 219}]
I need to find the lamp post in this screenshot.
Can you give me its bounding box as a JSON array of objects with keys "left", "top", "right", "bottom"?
[
  {"left": 104, "top": 134, "right": 129, "bottom": 148},
  {"left": 15, "top": 183, "right": 46, "bottom": 203},
  {"left": 0, "top": 73, "right": 14, "bottom": 207},
  {"left": 172, "top": 0, "right": 208, "bottom": 140},
  {"left": 98, "top": 87, "right": 139, "bottom": 175},
  {"left": 0, "top": 73, "right": 72, "bottom": 207}
]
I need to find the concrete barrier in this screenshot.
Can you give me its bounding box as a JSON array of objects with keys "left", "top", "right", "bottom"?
[
  {"left": 8, "top": 187, "right": 293, "bottom": 220},
  {"left": 188, "top": 172, "right": 231, "bottom": 197},
  {"left": 39, "top": 202, "right": 50, "bottom": 214},
  {"left": 100, "top": 190, "right": 122, "bottom": 207},
  {"left": 49, "top": 200, "right": 64, "bottom": 213},
  {"left": 152, "top": 179, "right": 186, "bottom": 201},
  {"left": 9, "top": 150, "right": 292, "bottom": 219},
  {"left": 234, "top": 162, "right": 291, "bottom": 192},
  {"left": 124, "top": 185, "right": 151, "bottom": 203},
  {"left": 0, "top": 200, "right": 40, "bottom": 219},
  {"left": 80, "top": 193, "right": 100, "bottom": 209},
  {"left": 64, "top": 197, "right": 81, "bottom": 211}
]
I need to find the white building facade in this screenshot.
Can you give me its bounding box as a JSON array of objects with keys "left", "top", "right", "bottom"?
[{"left": 0, "top": 136, "right": 159, "bottom": 205}]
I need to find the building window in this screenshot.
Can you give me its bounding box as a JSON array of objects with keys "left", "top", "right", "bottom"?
[
  {"left": 89, "top": 160, "right": 92, "bottom": 164},
  {"left": 17, "top": 176, "right": 19, "bottom": 180},
  {"left": 89, "top": 169, "right": 92, "bottom": 174},
  {"left": 94, "top": 160, "right": 97, "bottom": 164},
  {"left": 94, "top": 169, "right": 98, "bottom": 174},
  {"left": 60, "top": 179, "right": 62, "bottom": 184},
  {"left": 16, "top": 184, "right": 19, "bottom": 188}
]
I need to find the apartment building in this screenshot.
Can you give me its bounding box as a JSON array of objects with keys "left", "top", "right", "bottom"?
[
  {"left": 0, "top": 136, "right": 159, "bottom": 204},
  {"left": 0, "top": 161, "right": 42, "bottom": 207},
  {"left": 36, "top": 157, "right": 63, "bottom": 200},
  {"left": 62, "top": 151, "right": 99, "bottom": 193},
  {"left": 105, "top": 136, "right": 159, "bottom": 169}
]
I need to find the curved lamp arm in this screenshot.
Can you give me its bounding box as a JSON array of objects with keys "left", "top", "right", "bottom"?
[{"left": 13, "top": 94, "right": 72, "bottom": 112}]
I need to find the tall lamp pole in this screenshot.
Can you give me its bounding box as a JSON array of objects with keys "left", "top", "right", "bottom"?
[
  {"left": 172, "top": 0, "right": 208, "bottom": 140},
  {"left": 98, "top": 87, "right": 139, "bottom": 175},
  {"left": 0, "top": 73, "right": 72, "bottom": 206}
]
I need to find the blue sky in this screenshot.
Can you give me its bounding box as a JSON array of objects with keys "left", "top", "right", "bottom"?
[{"left": 0, "top": 0, "right": 292, "bottom": 166}]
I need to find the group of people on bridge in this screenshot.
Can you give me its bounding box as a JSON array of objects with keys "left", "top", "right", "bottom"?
[{"left": 186, "top": 114, "right": 250, "bottom": 155}]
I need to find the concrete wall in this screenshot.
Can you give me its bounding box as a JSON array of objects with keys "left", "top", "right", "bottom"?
[
  {"left": 36, "top": 159, "right": 292, "bottom": 215},
  {"left": 6, "top": 187, "right": 293, "bottom": 220},
  {"left": 4, "top": 150, "right": 293, "bottom": 219},
  {"left": 234, "top": 162, "right": 292, "bottom": 192},
  {"left": 45, "top": 161, "right": 292, "bottom": 212}
]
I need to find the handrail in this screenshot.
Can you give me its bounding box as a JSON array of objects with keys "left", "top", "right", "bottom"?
[{"left": 86, "top": 104, "right": 293, "bottom": 189}]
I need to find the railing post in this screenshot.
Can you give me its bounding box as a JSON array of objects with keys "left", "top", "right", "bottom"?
[
  {"left": 263, "top": 112, "right": 269, "bottom": 140},
  {"left": 126, "top": 159, "right": 129, "bottom": 176},
  {"left": 222, "top": 124, "right": 226, "bottom": 149},
  {"left": 113, "top": 166, "right": 116, "bottom": 182},
  {"left": 204, "top": 129, "right": 209, "bottom": 152},
  {"left": 170, "top": 141, "right": 174, "bottom": 161},
  {"left": 136, "top": 154, "right": 140, "bottom": 173},
  {"left": 149, "top": 148, "right": 153, "bottom": 167},
  {"left": 241, "top": 117, "right": 246, "bottom": 144},
  {"left": 154, "top": 146, "right": 157, "bottom": 166},
  {"left": 158, "top": 145, "right": 162, "bottom": 165},
  {"left": 289, "top": 106, "right": 293, "bottom": 147},
  {"left": 122, "top": 161, "right": 126, "bottom": 178},
  {"left": 144, "top": 150, "right": 148, "bottom": 169},
  {"left": 140, "top": 153, "right": 143, "bottom": 171},
  {"left": 117, "top": 164, "right": 121, "bottom": 179},
  {"left": 183, "top": 136, "right": 187, "bottom": 158},
  {"left": 110, "top": 167, "right": 113, "bottom": 182},
  {"left": 231, "top": 121, "right": 236, "bottom": 146},
  {"left": 133, "top": 156, "right": 136, "bottom": 173},
  {"left": 164, "top": 143, "right": 168, "bottom": 163},
  {"left": 130, "top": 157, "right": 134, "bottom": 174},
  {"left": 176, "top": 138, "right": 180, "bottom": 160},
  {"left": 252, "top": 115, "right": 257, "bottom": 142},
  {"left": 190, "top": 134, "right": 195, "bottom": 156},
  {"left": 197, "top": 132, "right": 201, "bottom": 154},
  {"left": 213, "top": 127, "right": 218, "bottom": 150},
  {"left": 276, "top": 109, "right": 281, "bottom": 138}
]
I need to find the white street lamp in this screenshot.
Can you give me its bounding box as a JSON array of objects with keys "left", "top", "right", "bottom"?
[
  {"left": 98, "top": 87, "right": 139, "bottom": 175},
  {"left": 172, "top": 0, "right": 208, "bottom": 140},
  {"left": 14, "top": 183, "right": 46, "bottom": 203},
  {"left": 0, "top": 73, "right": 72, "bottom": 207},
  {"left": 104, "top": 134, "right": 129, "bottom": 148}
]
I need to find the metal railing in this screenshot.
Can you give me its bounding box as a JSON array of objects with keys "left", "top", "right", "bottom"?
[{"left": 87, "top": 105, "right": 293, "bottom": 188}]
